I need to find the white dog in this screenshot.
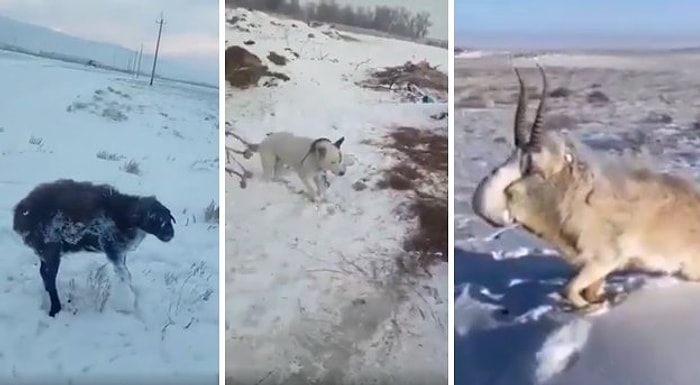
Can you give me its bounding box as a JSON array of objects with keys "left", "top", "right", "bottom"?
[{"left": 255, "top": 132, "right": 346, "bottom": 200}]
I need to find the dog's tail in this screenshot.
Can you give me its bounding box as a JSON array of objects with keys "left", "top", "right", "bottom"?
[{"left": 225, "top": 130, "right": 260, "bottom": 158}]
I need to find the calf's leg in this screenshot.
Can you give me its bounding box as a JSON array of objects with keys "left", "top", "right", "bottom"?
[
  {"left": 38, "top": 244, "right": 62, "bottom": 317},
  {"left": 105, "top": 248, "right": 132, "bottom": 284}
]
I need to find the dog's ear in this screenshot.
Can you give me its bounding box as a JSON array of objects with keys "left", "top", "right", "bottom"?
[
  {"left": 309, "top": 138, "right": 330, "bottom": 159},
  {"left": 333, "top": 137, "right": 345, "bottom": 148}
]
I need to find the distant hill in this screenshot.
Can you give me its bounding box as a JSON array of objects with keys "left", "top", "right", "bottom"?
[{"left": 0, "top": 14, "right": 216, "bottom": 86}]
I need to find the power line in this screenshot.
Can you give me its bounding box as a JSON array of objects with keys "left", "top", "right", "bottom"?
[{"left": 149, "top": 12, "right": 166, "bottom": 86}]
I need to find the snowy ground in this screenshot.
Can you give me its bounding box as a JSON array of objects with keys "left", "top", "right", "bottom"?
[
  {"left": 225, "top": 9, "right": 447, "bottom": 384},
  {"left": 0, "top": 51, "right": 219, "bottom": 384},
  {"left": 455, "top": 52, "right": 700, "bottom": 384}
]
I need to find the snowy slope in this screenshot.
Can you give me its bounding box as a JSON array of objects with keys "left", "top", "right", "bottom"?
[
  {"left": 455, "top": 53, "right": 700, "bottom": 384},
  {"left": 225, "top": 9, "right": 448, "bottom": 384},
  {"left": 0, "top": 14, "right": 216, "bottom": 86},
  {"left": 0, "top": 51, "right": 218, "bottom": 384}
]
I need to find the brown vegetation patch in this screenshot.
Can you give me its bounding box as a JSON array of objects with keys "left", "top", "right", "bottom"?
[
  {"left": 456, "top": 95, "right": 494, "bottom": 109},
  {"left": 376, "top": 163, "right": 421, "bottom": 190},
  {"left": 388, "top": 126, "right": 448, "bottom": 173},
  {"left": 403, "top": 195, "right": 448, "bottom": 267},
  {"left": 267, "top": 51, "right": 287, "bottom": 66},
  {"left": 543, "top": 113, "right": 579, "bottom": 131},
  {"left": 376, "top": 125, "right": 448, "bottom": 270},
  {"left": 549, "top": 86, "right": 572, "bottom": 98},
  {"left": 360, "top": 61, "right": 447, "bottom": 92},
  {"left": 225, "top": 46, "right": 290, "bottom": 89},
  {"left": 640, "top": 111, "right": 673, "bottom": 124},
  {"left": 586, "top": 90, "right": 611, "bottom": 105}
]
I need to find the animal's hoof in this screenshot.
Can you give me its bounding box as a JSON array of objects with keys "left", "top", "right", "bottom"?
[
  {"left": 49, "top": 306, "right": 61, "bottom": 317},
  {"left": 110, "top": 282, "right": 136, "bottom": 314},
  {"left": 558, "top": 298, "right": 607, "bottom": 314}
]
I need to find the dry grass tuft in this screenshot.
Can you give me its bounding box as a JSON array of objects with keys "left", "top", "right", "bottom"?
[{"left": 121, "top": 160, "right": 141, "bottom": 176}]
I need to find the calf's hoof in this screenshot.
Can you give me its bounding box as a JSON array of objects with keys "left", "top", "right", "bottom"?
[{"left": 48, "top": 304, "right": 62, "bottom": 318}]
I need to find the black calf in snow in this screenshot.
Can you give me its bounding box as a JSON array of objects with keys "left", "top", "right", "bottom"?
[{"left": 13, "top": 179, "right": 176, "bottom": 317}]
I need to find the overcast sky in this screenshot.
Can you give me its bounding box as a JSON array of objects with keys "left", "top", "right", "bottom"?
[
  {"left": 0, "top": 0, "right": 218, "bottom": 66},
  {"left": 301, "top": 0, "right": 447, "bottom": 40}
]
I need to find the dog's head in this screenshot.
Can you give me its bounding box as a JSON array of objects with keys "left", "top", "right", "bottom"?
[{"left": 309, "top": 137, "right": 346, "bottom": 176}]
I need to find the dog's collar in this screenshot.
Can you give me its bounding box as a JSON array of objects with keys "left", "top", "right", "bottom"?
[{"left": 301, "top": 138, "right": 332, "bottom": 165}]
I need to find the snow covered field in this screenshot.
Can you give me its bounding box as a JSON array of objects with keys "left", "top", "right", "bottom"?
[
  {"left": 455, "top": 52, "right": 700, "bottom": 384},
  {"left": 0, "top": 51, "right": 219, "bottom": 384},
  {"left": 225, "top": 8, "right": 447, "bottom": 384}
]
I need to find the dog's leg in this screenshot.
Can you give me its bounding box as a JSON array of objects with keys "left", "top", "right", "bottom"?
[
  {"left": 38, "top": 243, "right": 62, "bottom": 317},
  {"left": 296, "top": 170, "right": 318, "bottom": 200},
  {"left": 313, "top": 173, "right": 330, "bottom": 199},
  {"left": 273, "top": 157, "right": 285, "bottom": 179}
]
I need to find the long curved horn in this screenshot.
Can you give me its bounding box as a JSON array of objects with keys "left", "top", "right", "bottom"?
[
  {"left": 528, "top": 62, "right": 548, "bottom": 150},
  {"left": 512, "top": 66, "right": 529, "bottom": 149}
]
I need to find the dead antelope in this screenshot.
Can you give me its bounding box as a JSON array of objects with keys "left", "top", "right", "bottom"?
[{"left": 471, "top": 63, "right": 700, "bottom": 311}]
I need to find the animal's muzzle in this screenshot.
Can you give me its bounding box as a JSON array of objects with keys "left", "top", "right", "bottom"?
[
  {"left": 471, "top": 173, "right": 513, "bottom": 228},
  {"left": 157, "top": 230, "right": 174, "bottom": 242}
]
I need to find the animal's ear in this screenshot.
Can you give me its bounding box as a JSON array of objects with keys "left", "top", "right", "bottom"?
[
  {"left": 333, "top": 137, "right": 345, "bottom": 148},
  {"left": 317, "top": 146, "right": 327, "bottom": 159},
  {"left": 564, "top": 151, "right": 574, "bottom": 164}
]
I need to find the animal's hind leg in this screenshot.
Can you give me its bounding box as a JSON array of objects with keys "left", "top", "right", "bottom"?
[
  {"left": 38, "top": 245, "right": 62, "bottom": 317},
  {"left": 259, "top": 150, "right": 278, "bottom": 181}
]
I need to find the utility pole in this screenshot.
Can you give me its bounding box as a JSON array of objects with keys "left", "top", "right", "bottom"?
[
  {"left": 136, "top": 43, "right": 143, "bottom": 78},
  {"left": 149, "top": 12, "right": 166, "bottom": 86}
]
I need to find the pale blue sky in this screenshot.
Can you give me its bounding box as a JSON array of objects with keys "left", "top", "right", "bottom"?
[
  {"left": 455, "top": 0, "right": 700, "bottom": 49},
  {"left": 0, "top": 0, "right": 218, "bottom": 64}
]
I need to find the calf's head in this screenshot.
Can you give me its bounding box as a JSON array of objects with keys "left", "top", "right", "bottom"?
[{"left": 129, "top": 196, "right": 176, "bottom": 242}]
